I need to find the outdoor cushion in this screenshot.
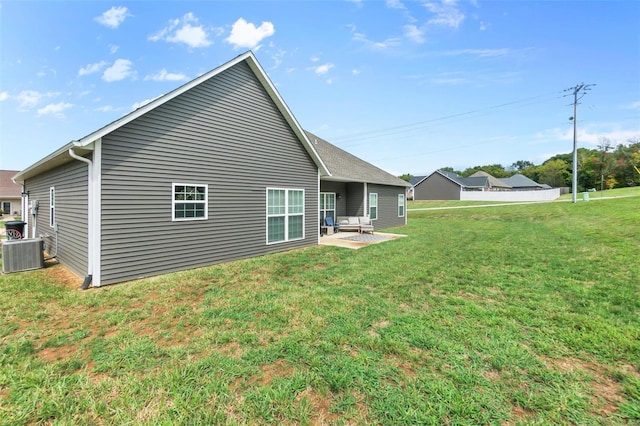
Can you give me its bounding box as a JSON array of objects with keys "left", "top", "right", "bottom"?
[{"left": 348, "top": 217, "right": 360, "bottom": 225}]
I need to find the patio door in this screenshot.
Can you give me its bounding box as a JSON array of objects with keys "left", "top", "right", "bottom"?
[{"left": 320, "top": 192, "right": 336, "bottom": 224}]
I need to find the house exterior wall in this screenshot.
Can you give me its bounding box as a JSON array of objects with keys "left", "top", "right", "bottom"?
[
  {"left": 320, "top": 181, "right": 347, "bottom": 217},
  {"left": 0, "top": 198, "right": 21, "bottom": 216},
  {"left": 367, "top": 183, "right": 407, "bottom": 230},
  {"left": 345, "top": 182, "right": 365, "bottom": 216},
  {"left": 98, "top": 61, "right": 319, "bottom": 285},
  {"left": 414, "top": 173, "right": 461, "bottom": 200},
  {"left": 23, "top": 160, "right": 89, "bottom": 277}
]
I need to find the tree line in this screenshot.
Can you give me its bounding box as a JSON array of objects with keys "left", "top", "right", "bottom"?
[{"left": 400, "top": 137, "right": 640, "bottom": 191}]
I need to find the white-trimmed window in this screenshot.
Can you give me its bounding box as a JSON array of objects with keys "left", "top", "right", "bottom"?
[
  {"left": 267, "top": 188, "right": 304, "bottom": 244},
  {"left": 398, "top": 194, "right": 405, "bottom": 217},
  {"left": 172, "top": 183, "right": 208, "bottom": 221},
  {"left": 369, "top": 192, "right": 378, "bottom": 220},
  {"left": 320, "top": 192, "right": 336, "bottom": 224},
  {"left": 49, "top": 187, "right": 56, "bottom": 227}
]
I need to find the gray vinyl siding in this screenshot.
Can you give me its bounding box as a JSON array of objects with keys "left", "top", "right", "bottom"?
[
  {"left": 414, "top": 173, "right": 461, "bottom": 200},
  {"left": 345, "top": 183, "right": 365, "bottom": 216},
  {"left": 320, "top": 181, "right": 347, "bottom": 217},
  {"left": 99, "top": 61, "right": 318, "bottom": 285},
  {"left": 23, "top": 159, "right": 88, "bottom": 277},
  {"left": 367, "top": 184, "right": 407, "bottom": 230}
]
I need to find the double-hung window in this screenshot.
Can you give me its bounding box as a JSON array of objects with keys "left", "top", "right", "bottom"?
[
  {"left": 172, "top": 184, "right": 208, "bottom": 221},
  {"left": 267, "top": 188, "right": 304, "bottom": 244},
  {"left": 398, "top": 194, "right": 405, "bottom": 217},
  {"left": 369, "top": 192, "right": 378, "bottom": 220},
  {"left": 49, "top": 187, "right": 56, "bottom": 227}
]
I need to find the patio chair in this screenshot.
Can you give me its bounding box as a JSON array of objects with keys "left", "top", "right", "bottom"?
[{"left": 325, "top": 216, "right": 339, "bottom": 233}]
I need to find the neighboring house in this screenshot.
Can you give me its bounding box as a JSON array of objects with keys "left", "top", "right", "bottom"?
[
  {"left": 501, "top": 173, "right": 551, "bottom": 190},
  {"left": 12, "top": 51, "right": 409, "bottom": 287},
  {"left": 0, "top": 170, "right": 22, "bottom": 216},
  {"left": 468, "top": 171, "right": 512, "bottom": 190},
  {"left": 407, "top": 175, "right": 426, "bottom": 200},
  {"left": 413, "top": 169, "right": 558, "bottom": 201}
]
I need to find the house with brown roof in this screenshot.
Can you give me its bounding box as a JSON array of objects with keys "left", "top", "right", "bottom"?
[{"left": 0, "top": 170, "right": 22, "bottom": 217}]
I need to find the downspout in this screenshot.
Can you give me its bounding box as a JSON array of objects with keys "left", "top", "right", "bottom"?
[{"left": 68, "top": 147, "right": 94, "bottom": 290}]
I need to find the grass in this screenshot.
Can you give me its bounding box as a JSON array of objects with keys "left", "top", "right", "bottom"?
[{"left": 1, "top": 193, "right": 639, "bottom": 424}]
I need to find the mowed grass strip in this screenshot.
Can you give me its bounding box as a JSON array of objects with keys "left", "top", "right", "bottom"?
[{"left": 1, "top": 192, "right": 639, "bottom": 424}]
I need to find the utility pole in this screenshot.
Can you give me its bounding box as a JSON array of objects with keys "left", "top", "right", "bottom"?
[{"left": 565, "top": 83, "right": 595, "bottom": 203}]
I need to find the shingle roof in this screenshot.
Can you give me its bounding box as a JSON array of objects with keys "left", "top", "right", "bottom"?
[
  {"left": 306, "top": 131, "right": 410, "bottom": 187},
  {"left": 500, "top": 173, "right": 544, "bottom": 188},
  {"left": 469, "top": 171, "right": 512, "bottom": 189},
  {"left": 436, "top": 170, "right": 492, "bottom": 189},
  {"left": 409, "top": 175, "right": 426, "bottom": 186}
]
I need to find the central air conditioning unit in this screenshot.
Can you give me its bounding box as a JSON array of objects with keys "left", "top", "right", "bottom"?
[{"left": 2, "top": 238, "right": 45, "bottom": 274}]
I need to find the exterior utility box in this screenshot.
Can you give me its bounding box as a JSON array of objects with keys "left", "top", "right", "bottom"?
[{"left": 2, "top": 238, "right": 45, "bottom": 273}]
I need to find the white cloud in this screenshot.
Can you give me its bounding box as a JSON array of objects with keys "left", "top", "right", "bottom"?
[
  {"left": 480, "top": 20, "right": 489, "bottom": 30},
  {"left": 536, "top": 126, "right": 640, "bottom": 147},
  {"left": 144, "top": 69, "right": 189, "bottom": 82},
  {"left": 310, "top": 55, "right": 320, "bottom": 62},
  {"left": 149, "top": 13, "right": 212, "bottom": 48},
  {"left": 0, "top": 92, "right": 9, "bottom": 101},
  {"left": 96, "top": 105, "right": 115, "bottom": 112},
  {"left": 109, "top": 44, "right": 119, "bottom": 54},
  {"left": 424, "top": 0, "right": 465, "bottom": 28},
  {"left": 314, "top": 63, "right": 334, "bottom": 75},
  {"left": 386, "top": 0, "right": 405, "bottom": 9},
  {"left": 16, "top": 90, "right": 49, "bottom": 108},
  {"left": 168, "top": 24, "right": 211, "bottom": 48},
  {"left": 131, "top": 95, "right": 162, "bottom": 111},
  {"left": 37, "top": 102, "right": 72, "bottom": 117},
  {"left": 622, "top": 101, "right": 640, "bottom": 109},
  {"left": 404, "top": 24, "right": 425, "bottom": 43},
  {"left": 350, "top": 25, "right": 400, "bottom": 50},
  {"left": 225, "top": 18, "right": 275, "bottom": 49},
  {"left": 79, "top": 60, "right": 107, "bottom": 76},
  {"left": 102, "top": 59, "right": 135, "bottom": 82},
  {"left": 352, "top": 69, "right": 361, "bottom": 75},
  {"left": 95, "top": 6, "right": 130, "bottom": 29}
]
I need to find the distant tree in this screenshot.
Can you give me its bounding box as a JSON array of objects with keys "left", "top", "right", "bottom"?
[
  {"left": 440, "top": 166, "right": 462, "bottom": 175},
  {"left": 398, "top": 173, "right": 412, "bottom": 182},
  {"left": 596, "top": 137, "right": 615, "bottom": 191},
  {"left": 461, "top": 164, "right": 508, "bottom": 178},
  {"left": 537, "top": 159, "right": 571, "bottom": 187},
  {"left": 510, "top": 160, "right": 535, "bottom": 171}
]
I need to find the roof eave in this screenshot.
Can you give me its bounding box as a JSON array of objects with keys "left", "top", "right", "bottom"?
[
  {"left": 14, "top": 51, "right": 330, "bottom": 182},
  {"left": 322, "top": 175, "right": 411, "bottom": 187},
  {"left": 13, "top": 142, "right": 94, "bottom": 183}
]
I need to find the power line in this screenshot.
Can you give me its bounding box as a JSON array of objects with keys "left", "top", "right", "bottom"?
[{"left": 329, "top": 91, "right": 564, "bottom": 147}]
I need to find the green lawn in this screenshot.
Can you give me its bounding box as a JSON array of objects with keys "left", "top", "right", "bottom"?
[{"left": 1, "top": 195, "right": 639, "bottom": 424}]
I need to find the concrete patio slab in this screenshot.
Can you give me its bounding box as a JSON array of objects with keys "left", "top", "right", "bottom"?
[{"left": 319, "top": 231, "right": 407, "bottom": 249}]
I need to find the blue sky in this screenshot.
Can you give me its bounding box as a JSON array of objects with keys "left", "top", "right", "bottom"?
[{"left": 1, "top": 0, "right": 639, "bottom": 176}]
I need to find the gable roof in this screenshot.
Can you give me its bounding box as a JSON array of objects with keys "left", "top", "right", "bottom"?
[
  {"left": 305, "top": 131, "right": 410, "bottom": 187},
  {"left": 0, "top": 170, "right": 22, "bottom": 197},
  {"left": 500, "top": 173, "right": 544, "bottom": 188},
  {"left": 469, "top": 171, "right": 512, "bottom": 189},
  {"left": 434, "top": 169, "right": 490, "bottom": 189},
  {"left": 14, "top": 51, "right": 328, "bottom": 182},
  {"left": 409, "top": 175, "right": 426, "bottom": 186}
]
